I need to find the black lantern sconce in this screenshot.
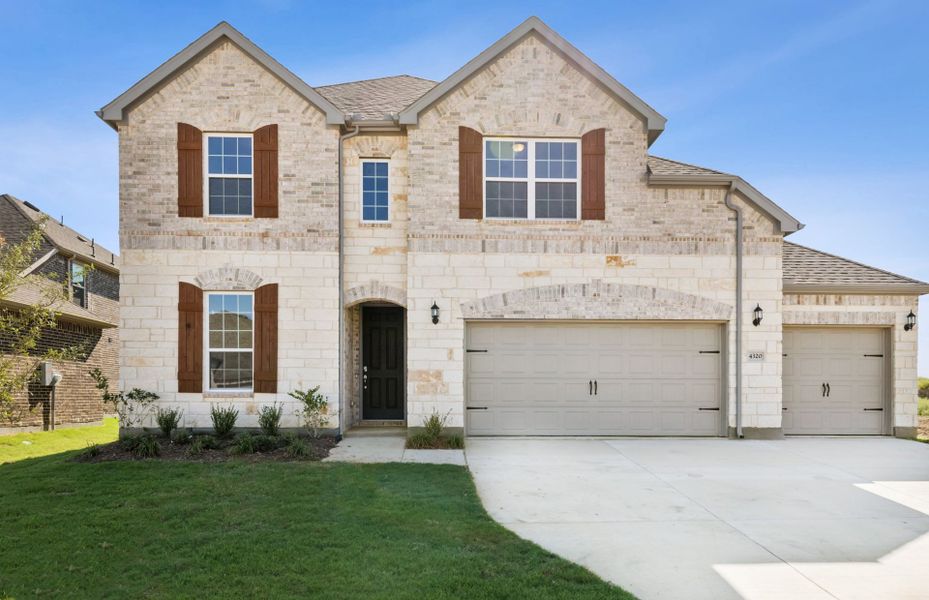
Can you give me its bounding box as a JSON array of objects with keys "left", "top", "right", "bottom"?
[
  {"left": 904, "top": 310, "right": 916, "bottom": 332},
  {"left": 752, "top": 304, "right": 763, "bottom": 327},
  {"left": 431, "top": 302, "right": 440, "bottom": 325}
]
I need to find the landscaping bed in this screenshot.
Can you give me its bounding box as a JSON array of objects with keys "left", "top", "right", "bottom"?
[{"left": 918, "top": 415, "right": 928, "bottom": 441}]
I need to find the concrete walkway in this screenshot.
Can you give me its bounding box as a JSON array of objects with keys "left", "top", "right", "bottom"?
[
  {"left": 324, "top": 430, "right": 466, "bottom": 465},
  {"left": 467, "top": 438, "right": 929, "bottom": 600}
]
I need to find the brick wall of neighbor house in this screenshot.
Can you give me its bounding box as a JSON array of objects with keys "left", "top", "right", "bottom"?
[
  {"left": 118, "top": 40, "right": 341, "bottom": 430},
  {"left": 783, "top": 293, "right": 921, "bottom": 433},
  {"left": 398, "top": 33, "right": 785, "bottom": 433},
  {"left": 0, "top": 321, "right": 116, "bottom": 431}
]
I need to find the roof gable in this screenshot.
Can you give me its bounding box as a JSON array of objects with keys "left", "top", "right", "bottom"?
[
  {"left": 97, "top": 22, "right": 344, "bottom": 128},
  {"left": 398, "top": 16, "right": 667, "bottom": 145}
]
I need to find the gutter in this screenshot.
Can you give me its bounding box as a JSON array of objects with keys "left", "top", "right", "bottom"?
[
  {"left": 723, "top": 183, "right": 744, "bottom": 439},
  {"left": 337, "top": 119, "right": 360, "bottom": 436}
]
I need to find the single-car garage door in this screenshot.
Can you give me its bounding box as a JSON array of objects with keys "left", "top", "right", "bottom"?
[
  {"left": 783, "top": 327, "right": 888, "bottom": 435},
  {"left": 465, "top": 322, "right": 724, "bottom": 436}
]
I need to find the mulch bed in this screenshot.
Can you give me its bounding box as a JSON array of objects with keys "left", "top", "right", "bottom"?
[
  {"left": 73, "top": 435, "right": 338, "bottom": 463},
  {"left": 918, "top": 416, "right": 929, "bottom": 440}
]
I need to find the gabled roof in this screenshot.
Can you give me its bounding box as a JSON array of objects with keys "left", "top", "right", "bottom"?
[
  {"left": 783, "top": 242, "right": 929, "bottom": 294},
  {"left": 97, "top": 21, "right": 344, "bottom": 128},
  {"left": 1, "top": 194, "right": 119, "bottom": 273},
  {"left": 646, "top": 155, "right": 804, "bottom": 235},
  {"left": 317, "top": 75, "right": 437, "bottom": 121},
  {"left": 398, "top": 16, "right": 667, "bottom": 145}
]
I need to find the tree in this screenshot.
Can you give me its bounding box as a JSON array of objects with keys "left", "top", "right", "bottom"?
[{"left": 0, "top": 219, "right": 82, "bottom": 426}]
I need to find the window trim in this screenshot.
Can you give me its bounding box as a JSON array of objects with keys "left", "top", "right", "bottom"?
[
  {"left": 68, "top": 259, "right": 89, "bottom": 309},
  {"left": 202, "top": 132, "right": 254, "bottom": 218},
  {"left": 203, "top": 290, "right": 254, "bottom": 393},
  {"left": 359, "top": 158, "right": 391, "bottom": 223},
  {"left": 482, "top": 137, "right": 582, "bottom": 221}
]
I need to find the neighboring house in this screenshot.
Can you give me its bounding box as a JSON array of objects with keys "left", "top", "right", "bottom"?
[
  {"left": 0, "top": 194, "right": 119, "bottom": 432},
  {"left": 96, "top": 17, "right": 927, "bottom": 438}
]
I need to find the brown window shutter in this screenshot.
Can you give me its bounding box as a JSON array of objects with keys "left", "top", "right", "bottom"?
[
  {"left": 581, "top": 128, "right": 606, "bottom": 220},
  {"left": 177, "top": 282, "right": 203, "bottom": 393},
  {"left": 459, "top": 126, "right": 483, "bottom": 219},
  {"left": 177, "top": 123, "right": 203, "bottom": 217},
  {"left": 254, "top": 283, "right": 278, "bottom": 393},
  {"left": 253, "top": 124, "right": 279, "bottom": 218}
]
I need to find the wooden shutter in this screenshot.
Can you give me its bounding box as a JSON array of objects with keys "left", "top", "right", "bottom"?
[
  {"left": 177, "top": 282, "right": 203, "bottom": 393},
  {"left": 177, "top": 123, "right": 203, "bottom": 217},
  {"left": 254, "top": 283, "right": 278, "bottom": 393},
  {"left": 459, "top": 126, "right": 483, "bottom": 219},
  {"left": 253, "top": 124, "right": 279, "bottom": 218},
  {"left": 581, "top": 128, "right": 606, "bottom": 220}
]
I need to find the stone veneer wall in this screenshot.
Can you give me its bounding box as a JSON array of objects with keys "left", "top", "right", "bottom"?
[{"left": 783, "top": 293, "right": 921, "bottom": 434}]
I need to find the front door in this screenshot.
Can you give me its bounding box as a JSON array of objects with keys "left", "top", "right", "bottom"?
[{"left": 362, "top": 306, "right": 405, "bottom": 420}]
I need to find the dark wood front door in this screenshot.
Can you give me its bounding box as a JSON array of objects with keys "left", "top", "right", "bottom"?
[{"left": 362, "top": 306, "right": 405, "bottom": 420}]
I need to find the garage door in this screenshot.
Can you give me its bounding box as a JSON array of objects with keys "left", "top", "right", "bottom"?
[
  {"left": 783, "top": 327, "right": 887, "bottom": 435},
  {"left": 465, "top": 322, "right": 723, "bottom": 436}
]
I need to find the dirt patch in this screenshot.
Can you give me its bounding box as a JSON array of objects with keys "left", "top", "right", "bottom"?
[
  {"left": 73, "top": 434, "right": 338, "bottom": 463},
  {"left": 918, "top": 416, "right": 929, "bottom": 440}
]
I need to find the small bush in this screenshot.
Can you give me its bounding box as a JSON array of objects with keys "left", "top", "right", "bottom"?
[
  {"left": 80, "top": 443, "right": 101, "bottom": 459},
  {"left": 171, "top": 428, "right": 193, "bottom": 445},
  {"left": 405, "top": 411, "right": 463, "bottom": 450},
  {"left": 446, "top": 435, "right": 465, "bottom": 449},
  {"left": 284, "top": 435, "right": 310, "bottom": 458},
  {"left": 231, "top": 432, "right": 257, "bottom": 455},
  {"left": 290, "top": 386, "right": 329, "bottom": 437},
  {"left": 198, "top": 435, "right": 220, "bottom": 450},
  {"left": 258, "top": 403, "right": 284, "bottom": 436},
  {"left": 918, "top": 378, "right": 929, "bottom": 400},
  {"left": 187, "top": 437, "right": 205, "bottom": 457},
  {"left": 406, "top": 431, "right": 437, "bottom": 449},
  {"left": 252, "top": 434, "right": 280, "bottom": 453},
  {"left": 210, "top": 404, "right": 239, "bottom": 438},
  {"left": 155, "top": 407, "right": 183, "bottom": 438},
  {"left": 423, "top": 410, "right": 449, "bottom": 438},
  {"left": 123, "top": 435, "right": 160, "bottom": 459},
  {"left": 919, "top": 398, "right": 929, "bottom": 417}
]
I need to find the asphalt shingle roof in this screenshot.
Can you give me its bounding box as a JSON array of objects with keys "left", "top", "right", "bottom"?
[
  {"left": 2, "top": 281, "right": 117, "bottom": 328},
  {"left": 316, "top": 75, "right": 437, "bottom": 121},
  {"left": 646, "top": 155, "right": 730, "bottom": 177},
  {"left": 783, "top": 242, "right": 929, "bottom": 292}
]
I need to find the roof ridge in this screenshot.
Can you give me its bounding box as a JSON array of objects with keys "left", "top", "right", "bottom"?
[
  {"left": 784, "top": 241, "right": 929, "bottom": 286},
  {"left": 647, "top": 155, "right": 730, "bottom": 176},
  {"left": 316, "top": 74, "right": 437, "bottom": 89}
]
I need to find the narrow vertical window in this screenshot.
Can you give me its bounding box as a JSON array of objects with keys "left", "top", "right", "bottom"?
[
  {"left": 205, "top": 134, "right": 253, "bottom": 216},
  {"left": 206, "top": 293, "right": 254, "bottom": 390},
  {"left": 70, "top": 260, "right": 87, "bottom": 308},
  {"left": 361, "top": 160, "right": 389, "bottom": 222}
]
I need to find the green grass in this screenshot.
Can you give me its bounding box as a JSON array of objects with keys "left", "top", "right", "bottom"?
[
  {"left": 0, "top": 417, "right": 118, "bottom": 463},
  {"left": 0, "top": 454, "right": 631, "bottom": 599}
]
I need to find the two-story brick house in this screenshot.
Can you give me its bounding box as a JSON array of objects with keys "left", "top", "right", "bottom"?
[
  {"left": 97, "top": 17, "right": 927, "bottom": 438},
  {"left": 0, "top": 194, "right": 119, "bottom": 432}
]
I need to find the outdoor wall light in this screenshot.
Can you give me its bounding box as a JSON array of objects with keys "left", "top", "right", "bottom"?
[
  {"left": 752, "top": 304, "right": 763, "bottom": 327},
  {"left": 431, "top": 302, "right": 440, "bottom": 325},
  {"left": 904, "top": 310, "right": 916, "bottom": 332}
]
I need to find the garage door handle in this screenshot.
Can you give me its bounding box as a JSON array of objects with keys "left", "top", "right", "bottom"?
[
  {"left": 822, "top": 383, "right": 827, "bottom": 397},
  {"left": 594, "top": 380, "right": 598, "bottom": 395},
  {"left": 466, "top": 406, "right": 488, "bottom": 410},
  {"left": 863, "top": 408, "right": 883, "bottom": 412},
  {"left": 698, "top": 407, "right": 719, "bottom": 411},
  {"left": 589, "top": 380, "right": 593, "bottom": 395},
  {"left": 826, "top": 383, "right": 830, "bottom": 397}
]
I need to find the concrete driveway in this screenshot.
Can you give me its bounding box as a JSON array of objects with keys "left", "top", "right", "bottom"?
[{"left": 466, "top": 438, "right": 929, "bottom": 599}]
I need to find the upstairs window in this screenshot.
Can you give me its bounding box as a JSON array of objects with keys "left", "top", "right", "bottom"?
[
  {"left": 205, "top": 134, "right": 252, "bottom": 216},
  {"left": 484, "top": 138, "right": 579, "bottom": 220},
  {"left": 206, "top": 292, "right": 253, "bottom": 390},
  {"left": 69, "top": 260, "right": 88, "bottom": 308},
  {"left": 361, "top": 160, "right": 389, "bottom": 222}
]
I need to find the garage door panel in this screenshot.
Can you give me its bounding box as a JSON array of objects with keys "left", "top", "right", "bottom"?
[
  {"left": 783, "top": 327, "right": 886, "bottom": 435},
  {"left": 466, "top": 322, "right": 722, "bottom": 436}
]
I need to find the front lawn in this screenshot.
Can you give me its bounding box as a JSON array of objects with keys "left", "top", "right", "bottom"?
[
  {"left": 0, "top": 454, "right": 631, "bottom": 599},
  {"left": 0, "top": 417, "right": 118, "bottom": 463}
]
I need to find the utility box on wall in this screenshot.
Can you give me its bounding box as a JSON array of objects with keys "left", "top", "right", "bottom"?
[{"left": 38, "top": 362, "right": 62, "bottom": 387}]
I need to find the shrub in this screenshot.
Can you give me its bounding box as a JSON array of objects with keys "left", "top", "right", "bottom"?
[
  {"left": 290, "top": 386, "right": 329, "bottom": 437},
  {"left": 258, "top": 403, "right": 283, "bottom": 436},
  {"left": 423, "top": 410, "right": 449, "bottom": 439},
  {"left": 919, "top": 398, "right": 929, "bottom": 417},
  {"left": 210, "top": 404, "right": 239, "bottom": 438},
  {"left": 231, "top": 432, "right": 257, "bottom": 455},
  {"left": 284, "top": 435, "right": 310, "bottom": 459},
  {"left": 123, "top": 435, "right": 160, "bottom": 459},
  {"left": 171, "top": 428, "right": 193, "bottom": 445},
  {"left": 89, "top": 368, "right": 159, "bottom": 430},
  {"left": 406, "top": 431, "right": 437, "bottom": 449},
  {"left": 405, "top": 410, "right": 463, "bottom": 449},
  {"left": 446, "top": 435, "right": 465, "bottom": 449},
  {"left": 80, "top": 443, "right": 101, "bottom": 459},
  {"left": 155, "top": 407, "right": 183, "bottom": 438},
  {"left": 187, "top": 437, "right": 205, "bottom": 457},
  {"left": 252, "top": 434, "right": 280, "bottom": 453},
  {"left": 918, "top": 378, "right": 929, "bottom": 400},
  {"left": 198, "top": 435, "right": 220, "bottom": 450}
]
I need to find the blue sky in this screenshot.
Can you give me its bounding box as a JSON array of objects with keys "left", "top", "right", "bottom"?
[{"left": 1, "top": 0, "right": 927, "bottom": 373}]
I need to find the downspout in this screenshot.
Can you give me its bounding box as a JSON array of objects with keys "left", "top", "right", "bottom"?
[
  {"left": 338, "top": 119, "right": 360, "bottom": 436},
  {"left": 724, "top": 182, "right": 744, "bottom": 438}
]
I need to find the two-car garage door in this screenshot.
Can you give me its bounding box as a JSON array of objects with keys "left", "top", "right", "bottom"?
[{"left": 466, "top": 322, "right": 724, "bottom": 436}]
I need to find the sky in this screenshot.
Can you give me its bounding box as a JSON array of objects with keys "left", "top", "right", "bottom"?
[{"left": 1, "top": 0, "right": 927, "bottom": 374}]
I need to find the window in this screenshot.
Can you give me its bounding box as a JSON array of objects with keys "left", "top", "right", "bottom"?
[
  {"left": 361, "top": 160, "right": 389, "bottom": 222},
  {"left": 206, "top": 293, "right": 253, "bottom": 390},
  {"left": 205, "top": 134, "right": 252, "bottom": 216},
  {"left": 484, "top": 138, "right": 579, "bottom": 220},
  {"left": 70, "top": 260, "right": 87, "bottom": 308}
]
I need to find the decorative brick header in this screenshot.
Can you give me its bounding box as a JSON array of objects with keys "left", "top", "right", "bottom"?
[
  {"left": 460, "top": 279, "right": 732, "bottom": 321},
  {"left": 783, "top": 311, "right": 895, "bottom": 326},
  {"left": 345, "top": 281, "right": 407, "bottom": 308},
  {"left": 195, "top": 266, "right": 263, "bottom": 291}
]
